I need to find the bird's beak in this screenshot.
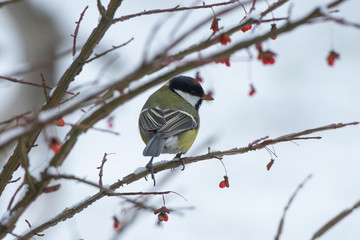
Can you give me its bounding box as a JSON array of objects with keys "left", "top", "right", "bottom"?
[{"left": 202, "top": 93, "right": 214, "bottom": 101}]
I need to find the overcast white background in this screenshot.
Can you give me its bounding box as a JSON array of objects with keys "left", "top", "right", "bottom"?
[{"left": 1, "top": 0, "right": 360, "bottom": 240}]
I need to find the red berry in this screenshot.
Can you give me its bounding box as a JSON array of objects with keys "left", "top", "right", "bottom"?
[
  {"left": 49, "top": 138, "right": 61, "bottom": 154},
  {"left": 241, "top": 24, "right": 252, "bottom": 33},
  {"left": 327, "top": 50, "right": 339, "bottom": 66},
  {"left": 219, "top": 180, "right": 226, "bottom": 188},
  {"left": 267, "top": 159, "right": 275, "bottom": 171},
  {"left": 270, "top": 24, "right": 277, "bottom": 40},
  {"left": 249, "top": 84, "right": 256, "bottom": 96},
  {"left": 113, "top": 216, "right": 122, "bottom": 231},
  {"left": 56, "top": 118, "right": 65, "bottom": 127},
  {"left": 256, "top": 43, "right": 262, "bottom": 51},
  {"left": 158, "top": 212, "right": 169, "bottom": 222},
  {"left": 107, "top": 117, "right": 114, "bottom": 128},
  {"left": 267, "top": 57, "right": 275, "bottom": 64},
  {"left": 215, "top": 56, "right": 231, "bottom": 67},
  {"left": 257, "top": 48, "right": 276, "bottom": 65},
  {"left": 210, "top": 18, "right": 221, "bottom": 32},
  {"left": 219, "top": 33, "right": 231, "bottom": 45}
]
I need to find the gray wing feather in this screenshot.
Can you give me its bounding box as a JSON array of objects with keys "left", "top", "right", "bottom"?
[{"left": 139, "top": 108, "right": 198, "bottom": 157}]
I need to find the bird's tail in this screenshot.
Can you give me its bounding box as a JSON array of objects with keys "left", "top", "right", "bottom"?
[{"left": 143, "top": 133, "right": 166, "bottom": 157}]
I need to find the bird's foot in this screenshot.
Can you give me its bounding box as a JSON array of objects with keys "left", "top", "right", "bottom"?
[
  {"left": 172, "top": 153, "right": 185, "bottom": 171},
  {"left": 146, "top": 157, "right": 156, "bottom": 186}
]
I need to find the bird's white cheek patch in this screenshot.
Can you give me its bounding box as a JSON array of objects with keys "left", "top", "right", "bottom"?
[
  {"left": 162, "top": 136, "right": 179, "bottom": 153},
  {"left": 174, "top": 89, "right": 201, "bottom": 108}
]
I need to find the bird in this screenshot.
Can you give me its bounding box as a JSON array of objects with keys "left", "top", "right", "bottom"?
[{"left": 139, "top": 75, "right": 214, "bottom": 185}]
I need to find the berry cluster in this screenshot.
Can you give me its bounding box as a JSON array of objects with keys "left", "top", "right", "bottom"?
[
  {"left": 215, "top": 57, "right": 231, "bottom": 67},
  {"left": 256, "top": 44, "right": 276, "bottom": 65},
  {"left": 219, "top": 33, "right": 231, "bottom": 45},
  {"left": 241, "top": 24, "right": 252, "bottom": 33}
]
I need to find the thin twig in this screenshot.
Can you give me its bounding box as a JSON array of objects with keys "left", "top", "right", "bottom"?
[
  {"left": 0, "top": 111, "right": 31, "bottom": 127},
  {"left": 274, "top": 174, "right": 312, "bottom": 240},
  {"left": 85, "top": 38, "right": 134, "bottom": 64},
  {"left": 48, "top": 173, "right": 183, "bottom": 199},
  {"left": 97, "top": 153, "right": 115, "bottom": 187},
  {"left": 7, "top": 181, "right": 25, "bottom": 210},
  {"left": 311, "top": 199, "right": 360, "bottom": 240},
  {"left": 113, "top": 0, "right": 239, "bottom": 22},
  {"left": 0, "top": 75, "right": 75, "bottom": 95},
  {"left": 19, "top": 137, "right": 36, "bottom": 192},
  {"left": 7, "top": 177, "right": 21, "bottom": 184},
  {"left": 7, "top": 48, "right": 75, "bottom": 77},
  {"left": 70, "top": 123, "right": 120, "bottom": 136},
  {"left": 40, "top": 73, "right": 50, "bottom": 103},
  {"left": 71, "top": 6, "right": 89, "bottom": 56}
]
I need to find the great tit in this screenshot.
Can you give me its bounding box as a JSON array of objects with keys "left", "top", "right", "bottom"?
[{"left": 139, "top": 75, "right": 213, "bottom": 185}]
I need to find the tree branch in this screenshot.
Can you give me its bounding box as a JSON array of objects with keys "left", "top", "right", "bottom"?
[
  {"left": 71, "top": 6, "right": 89, "bottom": 56},
  {"left": 18, "top": 121, "right": 359, "bottom": 239},
  {"left": 0, "top": 75, "right": 75, "bottom": 95},
  {"left": 311, "top": 199, "right": 360, "bottom": 240},
  {"left": 113, "top": 0, "right": 240, "bottom": 22},
  {"left": 275, "top": 174, "right": 313, "bottom": 240}
]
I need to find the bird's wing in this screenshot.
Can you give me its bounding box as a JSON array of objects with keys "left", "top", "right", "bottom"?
[{"left": 139, "top": 107, "right": 198, "bottom": 140}]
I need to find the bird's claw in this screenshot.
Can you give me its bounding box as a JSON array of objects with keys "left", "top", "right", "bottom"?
[
  {"left": 173, "top": 153, "right": 185, "bottom": 171},
  {"left": 146, "top": 158, "right": 156, "bottom": 186}
]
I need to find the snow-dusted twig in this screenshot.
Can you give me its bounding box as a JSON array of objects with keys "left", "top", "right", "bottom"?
[{"left": 17, "top": 121, "right": 359, "bottom": 239}]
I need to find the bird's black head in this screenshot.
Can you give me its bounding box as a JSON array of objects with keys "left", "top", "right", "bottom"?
[{"left": 169, "top": 76, "right": 205, "bottom": 110}]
